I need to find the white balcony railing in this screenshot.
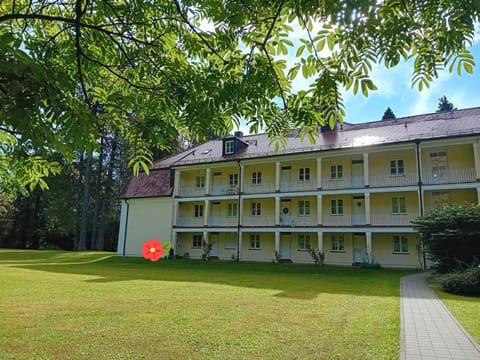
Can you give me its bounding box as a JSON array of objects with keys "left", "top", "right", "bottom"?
[
  {"left": 323, "top": 178, "right": 352, "bottom": 190},
  {"left": 243, "top": 183, "right": 276, "bottom": 194},
  {"left": 280, "top": 216, "right": 318, "bottom": 227},
  {"left": 422, "top": 168, "right": 476, "bottom": 184},
  {"left": 242, "top": 215, "right": 275, "bottom": 227},
  {"left": 209, "top": 217, "right": 238, "bottom": 227},
  {"left": 323, "top": 215, "right": 353, "bottom": 226},
  {"left": 369, "top": 173, "right": 417, "bottom": 187},
  {"left": 176, "top": 217, "right": 204, "bottom": 227},
  {"left": 371, "top": 214, "right": 416, "bottom": 226},
  {"left": 178, "top": 186, "right": 205, "bottom": 197}
]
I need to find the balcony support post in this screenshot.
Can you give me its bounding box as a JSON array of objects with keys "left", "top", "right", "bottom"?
[
  {"left": 204, "top": 199, "right": 210, "bottom": 227},
  {"left": 317, "top": 194, "right": 323, "bottom": 225},
  {"left": 171, "top": 230, "right": 177, "bottom": 256},
  {"left": 275, "top": 231, "right": 280, "bottom": 256},
  {"left": 173, "top": 200, "right": 179, "bottom": 226},
  {"left": 317, "top": 231, "right": 323, "bottom": 253},
  {"left": 366, "top": 231, "right": 372, "bottom": 263},
  {"left": 363, "top": 153, "right": 369, "bottom": 187},
  {"left": 205, "top": 168, "right": 211, "bottom": 195},
  {"left": 316, "top": 157, "right": 322, "bottom": 189},
  {"left": 275, "top": 161, "right": 281, "bottom": 192},
  {"left": 174, "top": 169, "right": 181, "bottom": 196},
  {"left": 275, "top": 196, "right": 280, "bottom": 226},
  {"left": 365, "top": 192, "right": 371, "bottom": 225},
  {"left": 473, "top": 140, "right": 480, "bottom": 181}
]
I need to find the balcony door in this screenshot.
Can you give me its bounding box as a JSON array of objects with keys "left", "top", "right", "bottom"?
[
  {"left": 352, "top": 196, "right": 365, "bottom": 225},
  {"left": 280, "top": 166, "right": 292, "bottom": 191},
  {"left": 209, "top": 233, "right": 219, "bottom": 257},
  {"left": 429, "top": 151, "right": 448, "bottom": 183},
  {"left": 351, "top": 159, "right": 364, "bottom": 188},
  {"left": 211, "top": 202, "right": 221, "bottom": 226},
  {"left": 212, "top": 172, "right": 223, "bottom": 195},
  {"left": 353, "top": 234, "right": 367, "bottom": 263},
  {"left": 280, "top": 200, "right": 292, "bottom": 226},
  {"left": 280, "top": 233, "right": 292, "bottom": 259}
]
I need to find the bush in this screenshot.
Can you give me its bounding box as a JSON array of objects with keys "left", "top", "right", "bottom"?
[
  {"left": 439, "top": 267, "right": 480, "bottom": 296},
  {"left": 412, "top": 203, "right": 480, "bottom": 273}
]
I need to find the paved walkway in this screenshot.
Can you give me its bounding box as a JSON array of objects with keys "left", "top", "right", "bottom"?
[{"left": 400, "top": 272, "right": 480, "bottom": 360}]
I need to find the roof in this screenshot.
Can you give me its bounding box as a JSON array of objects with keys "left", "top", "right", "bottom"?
[{"left": 121, "top": 107, "right": 480, "bottom": 199}]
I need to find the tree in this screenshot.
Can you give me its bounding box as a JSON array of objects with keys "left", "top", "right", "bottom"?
[
  {"left": 382, "top": 107, "right": 396, "bottom": 120},
  {"left": 1, "top": 0, "right": 478, "bottom": 193},
  {"left": 412, "top": 203, "right": 480, "bottom": 273},
  {"left": 437, "top": 96, "right": 456, "bottom": 112}
]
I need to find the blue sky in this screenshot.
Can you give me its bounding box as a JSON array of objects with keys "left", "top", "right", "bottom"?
[{"left": 341, "top": 43, "right": 480, "bottom": 124}]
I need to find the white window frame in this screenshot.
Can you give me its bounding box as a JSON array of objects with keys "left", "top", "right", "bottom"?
[
  {"left": 390, "top": 159, "right": 405, "bottom": 176},
  {"left": 195, "top": 175, "right": 205, "bottom": 188},
  {"left": 229, "top": 173, "right": 238, "bottom": 187},
  {"left": 331, "top": 234, "right": 345, "bottom": 251},
  {"left": 392, "top": 197, "right": 407, "bottom": 214},
  {"left": 194, "top": 204, "right": 204, "bottom": 217},
  {"left": 330, "top": 165, "right": 343, "bottom": 180},
  {"left": 393, "top": 235, "right": 408, "bottom": 253},
  {"left": 298, "top": 167, "right": 311, "bottom": 182},
  {"left": 249, "top": 233, "right": 261, "bottom": 249},
  {"left": 250, "top": 202, "right": 261, "bottom": 216},
  {"left": 192, "top": 234, "right": 202, "bottom": 248},
  {"left": 330, "top": 199, "right": 344, "bottom": 215},
  {"left": 298, "top": 234, "right": 311, "bottom": 250},
  {"left": 298, "top": 200, "right": 311, "bottom": 216},
  {"left": 227, "top": 203, "right": 238, "bottom": 217},
  {"left": 251, "top": 171, "right": 262, "bottom": 185},
  {"left": 225, "top": 140, "right": 234, "bottom": 154}
]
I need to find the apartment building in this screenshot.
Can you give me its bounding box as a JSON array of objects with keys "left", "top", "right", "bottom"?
[{"left": 117, "top": 107, "right": 480, "bottom": 268}]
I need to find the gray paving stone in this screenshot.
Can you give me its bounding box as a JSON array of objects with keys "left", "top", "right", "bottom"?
[{"left": 400, "top": 272, "right": 480, "bottom": 360}]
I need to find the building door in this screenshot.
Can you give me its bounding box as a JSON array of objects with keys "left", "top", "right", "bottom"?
[
  {"left": 280, "top": 233, "right": 291, "bottom": 259},
  {"left": 351, "top": 160, "right": 364, "bottom": 187},
  {"left": 280, "top": 166, "right": 292, "bottom": 191},
  {"left": 211, "top": 202, "right": 221, "bottom": 226},
  {"left": 209, "top": 233, "right": 219, "bottom": 257},
  {"left": 351, "top": 196, "right": 365, "bottom": 225},
  {"left": 280, "top": 200, "right": 292, "bottom": 226},
  {"left": 353, "top": 234, "right": 367, "bottom": 263},
  {"left": 429, "top": 151, "right": 448, "bottom": 183},
  {"left": 212, "top": 172, "right": 223, "bottom": 195}
]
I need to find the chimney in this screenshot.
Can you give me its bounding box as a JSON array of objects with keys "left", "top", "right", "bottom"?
[{"left": 234, "top": 131, "right": 244, "bottom": 138}]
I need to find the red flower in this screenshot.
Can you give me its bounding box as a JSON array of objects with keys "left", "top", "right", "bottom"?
[{"left": 142, "top": 239, "right": 164, "bottom": 262}]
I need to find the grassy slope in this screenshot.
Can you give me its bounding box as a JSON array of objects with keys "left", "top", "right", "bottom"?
[{"left": 0, "top": 250, "right": 413, "bottom": 360}]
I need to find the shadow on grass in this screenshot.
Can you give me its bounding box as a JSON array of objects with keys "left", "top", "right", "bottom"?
[{"left": 1, "top": 249, "right": 418, "bottom": 300}]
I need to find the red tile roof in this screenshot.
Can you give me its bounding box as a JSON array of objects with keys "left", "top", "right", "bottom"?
[{"left": 121, "top": 107, "right": 480, "bottom": 198}]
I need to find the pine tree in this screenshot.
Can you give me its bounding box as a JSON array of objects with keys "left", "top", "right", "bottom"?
[
  {"left": 437, "top": 96, "right": 455, "bottom": 112},
  {"left": 382, "top": 107, "right": 396, "bottom": 120}
]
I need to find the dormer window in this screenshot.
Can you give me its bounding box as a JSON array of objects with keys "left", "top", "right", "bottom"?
[{"left": 225, "top": 140, "right": 234, "bottom": 154}]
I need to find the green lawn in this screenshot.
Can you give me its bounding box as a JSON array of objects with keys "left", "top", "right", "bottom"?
[
  {"left": 430, "top": 280, "right": 480, "bottom": 343},
  {"left": 0, "top": 250, "right": 414, "bottom": 360}
]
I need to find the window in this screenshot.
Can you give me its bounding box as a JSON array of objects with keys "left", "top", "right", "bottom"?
[
  {"left": 227, "top": 203, "right": 238, "bottom": 217},
  {"left": 251, "top": 171, "right": 262, "bottom": 185},
  {"left": 298, "top": 200, "right": 310, "bottom": 216},
  {"left": 194, "top": 204, "right": 204, "bottom": 217},
  {"left": 192, "top": 234, "right": 202, "bottom": 248},
  {"left": 195, "top": 176, "right": 205, "bottom": 188},
  {"left": 225, "top": 140, "right": 234, "bottom": 154},
  {"left": 298, "top": 234, "right": 311, "bottom": 250},
  {"left": 249, "top": 233, "right": 261, "bottom": 249},
  {"left": 330, "top": 165, "right": 343, "bottom": 179},
  {"left": 331, "top": 234, "right": 345, "bottom": 251},
  {"left": 393, "top": 235, "right": 408, "bottom": 253},
  {"left": 298, "top": 167, "right": 310, "bottom": 181},
  {"left": 390, "top": 160, "right": 405, "bottom": 176},
  {"left": 331, "top": 199, "right": 344, "bottom": 215},
  {"left": 251, "top": 202, "right": 261, "bottom": 216},
  {"left": 430, "top": 151, "right": 448, "bottom": 179},
  {"left": 392, "top": 197, "right": 406, "bottom": 214},
  {"left": 225, "top": 237, "right": 236, "bottom": 249},
  {"left": 229, "top": 173, "right": 238, "bottom": 187}
]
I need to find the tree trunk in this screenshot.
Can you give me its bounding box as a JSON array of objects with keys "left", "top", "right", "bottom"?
[
  {"left": 91, "top": 136, "right": 105, "bottom": 249},
  {"left": 78, "top": 152, "right": 92, "bottom": 251}
]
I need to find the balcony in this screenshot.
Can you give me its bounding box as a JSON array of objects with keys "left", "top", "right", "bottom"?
[
  {"left": 280, "top": 216, "right": 317, "bottom": 227},
  {"left": 322, "top": 214, "right": 366, "bottom": 226},
  {"left": 280, "top": 181, "right": 316, "bottom": 192},
  {"left": 422, "top": 168, "right": 476, "bottom": 185},
  {"left": 176, "top": 217, "right": 204, "bottom": 227},
  {"left": 369, "top": 173, "right": 417, "bottom": 187},
  {"left": 209, "top": 217, "right": 238, "bottom": 227},
  {"left": 178, "top": 186, "right": 205, "bottom": 197},
  {"left": 243, "top": 183, "right": 276, "bottom": 194},
  {"left": 242, "top": 215, "right": 275, "bottom": 227},
  {"left": 323, "top": 178, "right": 352, "bottom": 190},
  {"left": 371, "top": 214, "right": 417, "bottom": 226}
]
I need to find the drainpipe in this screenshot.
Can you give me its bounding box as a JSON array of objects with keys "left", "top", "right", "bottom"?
[
  {"left": 122, "top": 199, "right": 130, "bottom": 256},
  {"left": 415, "top": 140, "right": 426, "bottom": 269},
  {"left": 236, "top": 160, "right": 242, "bottom": 263}
]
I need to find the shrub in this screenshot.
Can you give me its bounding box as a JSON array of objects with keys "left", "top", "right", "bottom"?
[
  {"left": 412, "top": 203, "right": 480, "bottom": 273},
  {"left": 439, "top": 267, "right": 480, "bottom": 296}
]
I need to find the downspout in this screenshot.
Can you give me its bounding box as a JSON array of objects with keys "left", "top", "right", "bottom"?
[
  {"left": 236, "top": 160, "right": 242, "bottom": 263},
  {"left": 122, "top": 199, "right": 130, "bottom": 256},
  {"left": 415, "top": 140, "right": 426, "bottom": 269}
]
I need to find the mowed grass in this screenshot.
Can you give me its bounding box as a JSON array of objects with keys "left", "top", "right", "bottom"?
[
  {"left": 430, "top": 280, "right": 480, "bottom": 343},
  {"left": 0, "top": 250, "right": 414, "bottom": 360}
]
